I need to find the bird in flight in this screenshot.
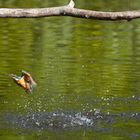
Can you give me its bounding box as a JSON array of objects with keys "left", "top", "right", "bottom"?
[{"left": 10, "top": 70, "right": 37, "bottom": 93}]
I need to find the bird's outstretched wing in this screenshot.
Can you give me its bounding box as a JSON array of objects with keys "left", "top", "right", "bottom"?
[{"left": 21, "top": 70, "right": 37, "bottom": 87}]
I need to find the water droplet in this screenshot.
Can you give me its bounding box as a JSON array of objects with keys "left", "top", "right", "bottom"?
[
  {"left": 35, "top": 122, "right": 40, "bottom": 126},
  {"left": 132, "top": 95, "right": 135, "bottom": 98}
]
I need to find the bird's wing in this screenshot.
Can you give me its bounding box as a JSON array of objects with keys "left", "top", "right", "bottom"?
[{"left": 21, "top": 70, "right": 37, "bottom": 86}]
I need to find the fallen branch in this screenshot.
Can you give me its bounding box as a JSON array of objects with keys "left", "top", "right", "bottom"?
[{"left": 0, "top": 0, "right": 140, "bottom": 21}]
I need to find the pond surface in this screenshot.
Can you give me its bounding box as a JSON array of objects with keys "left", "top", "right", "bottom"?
[{"left": 0, "top": 0, "right": 140, "bottom": 140}]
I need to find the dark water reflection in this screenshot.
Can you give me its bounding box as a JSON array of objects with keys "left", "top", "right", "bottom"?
[{"left": 0, "top": 0, "right": 140, "bottom": 140}]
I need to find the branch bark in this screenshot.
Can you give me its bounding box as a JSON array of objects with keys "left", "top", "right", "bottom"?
[{"left": 0, "top": 0, "right": 140, "bottom": 21}]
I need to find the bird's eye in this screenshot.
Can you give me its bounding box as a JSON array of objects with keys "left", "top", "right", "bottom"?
[{"left": 27, "top": 80, "right": 30, "bottom": 83}]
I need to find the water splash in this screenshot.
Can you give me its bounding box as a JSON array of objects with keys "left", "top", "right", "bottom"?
[{"left": 1, "top": 109, "right": 140, "bottom": 131}]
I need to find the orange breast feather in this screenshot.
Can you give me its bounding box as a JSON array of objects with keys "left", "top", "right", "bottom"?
[{"left": 17, "top": 77, "right": 26, "bottom": 88}]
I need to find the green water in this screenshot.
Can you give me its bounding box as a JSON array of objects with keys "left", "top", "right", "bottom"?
[{"left": 0, "top": 0, "right": 140, "bottom": 140}]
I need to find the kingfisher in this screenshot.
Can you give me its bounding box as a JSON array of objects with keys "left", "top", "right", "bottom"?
[{"left": 10, "top": 71, "right": 37, "bottom": 93}]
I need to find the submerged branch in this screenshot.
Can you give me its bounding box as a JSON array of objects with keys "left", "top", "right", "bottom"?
[{"left": 0, "top": 0, "right": 140, "bottom": 21}]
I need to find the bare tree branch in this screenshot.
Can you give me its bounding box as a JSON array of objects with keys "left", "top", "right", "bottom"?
[{"left": 0, "top": 0, "right": 140, "bottom": 21}]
